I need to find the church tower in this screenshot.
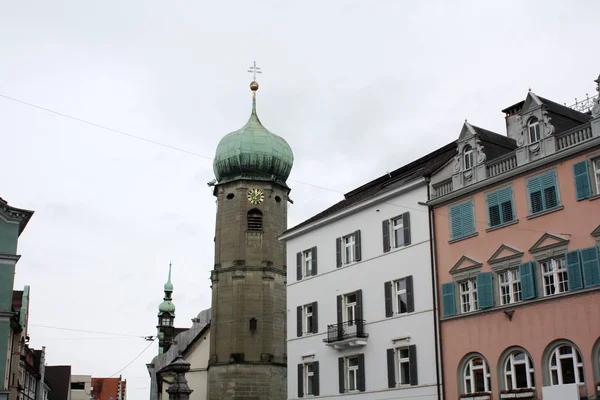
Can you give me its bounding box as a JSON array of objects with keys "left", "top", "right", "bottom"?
[
  {"left": 208, "top": 70, "right": 293, "bottom": 399},
  {"left": 157, "top": 263, "right": 176, "bottom": 354}
]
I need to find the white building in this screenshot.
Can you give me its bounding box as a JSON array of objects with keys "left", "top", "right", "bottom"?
[
  {"left": 70, "top": 375, "right": 91, "bottom": 400},
  {"left": 281, "top": 144, "right": 455, "bottom": 400}
]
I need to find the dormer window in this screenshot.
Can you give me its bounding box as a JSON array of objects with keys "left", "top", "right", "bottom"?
[
  {"left": 463, "top": 145, "right": 474, "bottom": 170},
  {"left": 528, "top": 117, "right": 541, "bottom": 143}
]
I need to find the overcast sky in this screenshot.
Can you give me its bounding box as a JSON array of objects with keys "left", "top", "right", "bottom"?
[{"left": 1, "top": 1, "right": 599, "bottom": 399}]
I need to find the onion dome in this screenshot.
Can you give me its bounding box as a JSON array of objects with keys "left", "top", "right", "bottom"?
[
  {"left": 213, "top": 81, "right": 294, "bottom": 187},
  {"left": 158, "top": 263, "right": 175, "bottom": 316}
]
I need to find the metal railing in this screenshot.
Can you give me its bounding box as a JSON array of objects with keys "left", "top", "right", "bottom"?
[{"left": 324, "top": 319, "right": 368, "bottom": 343}]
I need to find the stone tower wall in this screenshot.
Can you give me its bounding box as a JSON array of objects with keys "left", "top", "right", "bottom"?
[{"left": 208, "top": 180, "right": 288, "bottom": 400}]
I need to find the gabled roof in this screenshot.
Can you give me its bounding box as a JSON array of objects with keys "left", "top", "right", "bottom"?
[
  {"left": 283, "top": 142, "right": 457, "bottom": 234},
  {"left": 537, "top": 96, "right": 591, "bottom": 124},
  {"left": 470, "top": 125, "right": 517, "bottom": 151}
]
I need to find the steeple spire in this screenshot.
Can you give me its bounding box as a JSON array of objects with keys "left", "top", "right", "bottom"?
[{"left": 164, "top": 261, "right": 173, "bottom": 294}]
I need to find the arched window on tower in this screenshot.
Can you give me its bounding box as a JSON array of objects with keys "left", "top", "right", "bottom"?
[
  {"left": 463, "top": 145, "right": 474, "bottom": 170},
  {"left": 247, "top": 209, "right": 263, "bottom": 232},
  {"left": 528, "top": 117, "right": 541, "bottom": 143}
]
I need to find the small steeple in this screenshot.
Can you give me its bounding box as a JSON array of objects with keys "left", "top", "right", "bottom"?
[{"left": 164, "top": 261, "right": 173, "bottom": 293}]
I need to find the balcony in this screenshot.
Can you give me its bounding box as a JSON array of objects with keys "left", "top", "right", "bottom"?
[{"left": 323, "top": 319, "right": 368, "bottom": 349}]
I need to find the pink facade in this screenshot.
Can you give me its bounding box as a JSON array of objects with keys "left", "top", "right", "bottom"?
[{"left": 434, "top": 150, "right": 600, "bottom": 400}]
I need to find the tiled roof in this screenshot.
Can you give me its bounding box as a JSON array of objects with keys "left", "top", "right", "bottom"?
[
  {"left": 284, "top": 142, "right": 457, "bottom": 234},
  {"left": 537, "top": 96, "right": 591, "bottom": 123},
  {"left": 471, "top": 125, "right": 517, "bottom": 150}
]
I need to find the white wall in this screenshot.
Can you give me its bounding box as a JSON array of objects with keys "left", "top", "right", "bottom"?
[
  {"left": 70, "top": 375, "right": 91, "bottom": 400},
  {"left": 285, "top": 182, "right": 440, "bottom": 399}
]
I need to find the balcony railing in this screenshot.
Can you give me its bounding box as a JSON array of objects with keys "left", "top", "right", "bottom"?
[
  {"left": 486, "top": 153, "right": 517, "bottom": 178},
  {"left": 432, "top": 179, "right": 453, "bottom": 199},
  {"left": 323, "top": 319, "right": 368, "bottom": 344},
  {"left": 555, "top": 122, "right": 593, "bottom": 150}
]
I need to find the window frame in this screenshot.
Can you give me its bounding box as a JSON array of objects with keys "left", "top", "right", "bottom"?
[
  {"left": 344, "top": 293, "right": 357, "bottom": 325},
  {"left": 504, "top": 350, "right": 535, "bottom": 390},
  {"left": 392, "top": 216, "right": 404, "bottom": 248},
  {"left": 303, "top": 249, "right": 313, "bottom": 277},
  {"left": 459, "top": 278, "right": 478, "bottom": 313},
  {"left": 498, "top": 269, "right": 522, "bottom": 305},
  {"left": 463, "top": 356, "right": 491, "bottom": 394},
  {"left": 303, "top": 304, "right": 314, "bottom": 334},
  {"left": 464, "top": 145, "right": 474, "bottom": 170},
  {"left": 593, "top": 157, "right": 600, "bottom": 194},
  {"left": 346, "top": 356, "right": 360, "bottom": 392},
  {"left": 304, "top": 362, "right": 315, "bottom": 396},
  {"left": 548, "top": 345, "right": 585, "bottom": 386},
  {"left": 540, "top": 257, "right": 568, "bottom": 297},
  {"left": 393, "top": 278, "right": 408, "bottom": 315},
  {"left": 247, "top": 208, "right": 263, "bottom": 232},
  {"left": 485, "top": 185, "right": 516, "bottom": 228},
  {"left": 528, "top": 117, "right": 541, "bottom": 144},
  {"left": 396, "top": 347, "right": 411, "bottom": 386},
  {"left": 526, "top": 170, "right": 561, "bottom": 216},
  {"left": 343, "top": 234, "right": 356, "bottom": 264},
  {"left": 449, "top": 199, "right": 476, "bottom": 241}
]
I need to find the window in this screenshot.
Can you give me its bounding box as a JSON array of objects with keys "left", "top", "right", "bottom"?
[
  {"left": 541, "top": 257, "right": 568, "bottom": 296},
  {"left": 449, "top": 200, "right": 476, "bottom": 241},
  {"left": 161, "top": 317, "right": 172, "bottom": 326},
  {"left": 382, "top": 213, "right": 411, "bottom": 252},
  {"left": 298, "top": 362, "right": 319, "bottom": 397},
  {"left": 71, "top": 382, "right": 86, "bottom": 390},
  {"left": 464, "top": 357, "right": 491, "bottom": 393},
  {"left": 386, "top": 345, "right": 418, "bottom": 388},
  {"left": 504, "top": 351, "right": 535, "bottom": 390},
  {"left": 337, "top": 231, "right": 361, "bottom": 266},
  {"left": 527, "top": 171, "right": 560, "bottom": 215},
  {"left": 347, "top": 356, "right": 360, "bottom": 392},
  {"left": 549, "top": 345, "right": 584, "bottom": 385},
  {"left": 296, "top": 302, "right": 317, "bottom": 336},
  {"left": 459, "top": 279, "right": 478, "bottom": 313},
  {"left": 528, "top": 117, "right": 541, "bottom": 143},
  {"left": 594, "top": 158, "right": 600, "bottom": 193},
  {"left": 486, "top": 186, "right": 515, "bottom": 227},
  {"left": 296, "top": 247, "right": 317, "bottom": 279},
  {"left": 464, "top": 145, "right": 474, "bottom": 170},
  {"left": 499, "top": 269, "right": 522, "bottom": 305},
  {"left": 304, "top": 304, "right": 314, "bottom": 334},
  {"left": 247, "top": 209, "right": 263, "bottom": 232},
  {"left": 395, "top": 279, "right": 408, "bottom": 314}
]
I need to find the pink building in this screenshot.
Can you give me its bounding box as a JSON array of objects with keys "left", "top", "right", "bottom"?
[{"left": 428, "top": 75, "right": 600, "bottom": 399}]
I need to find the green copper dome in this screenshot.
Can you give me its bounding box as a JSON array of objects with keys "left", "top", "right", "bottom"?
[
  {"left": 213, "top": 83, "right": 294, "bottom": 186},
  {"left": 158, "top": 299, "right": 175, "bottom": 315}
]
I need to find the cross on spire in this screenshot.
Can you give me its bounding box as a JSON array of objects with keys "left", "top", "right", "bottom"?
[{"left": 248, "top": 61, "right": 262, "bottom": 82}]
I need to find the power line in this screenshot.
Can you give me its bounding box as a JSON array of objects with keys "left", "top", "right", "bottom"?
[
  {"left": 0, "top": 93, "right": 579, "bottom": 238},
  {"left": 109, "top": 338, "right": 156, "bottom": 378},
  {"left": 29, "top": 324, "right": 148, "bottom": 338}
]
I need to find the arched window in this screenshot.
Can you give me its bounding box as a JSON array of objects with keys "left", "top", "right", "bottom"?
[
  {"left": 464, "top": 356, "right": 491, "bottom": 393},
  {"left": 247, "top": 209, "right": 263, "bottom": 232},
  {"left": 528, "top": 117, "right": 541, "bottom": 143},
  {"left": 463, "top": 145, "right": 474, "bottom": 170},
  {"left": 504, "top": 350, "right": 535, "bottom": 390},
  {"left": 549, "top": 344, "right": 584, "bottom": 385}
]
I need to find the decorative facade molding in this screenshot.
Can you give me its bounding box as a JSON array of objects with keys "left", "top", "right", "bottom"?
[
  {"left": 488, "top": 245, "right": 524, "bottom": 264},
  {"left": 449, "top": 255, "right": 482, "bottom": 280}
]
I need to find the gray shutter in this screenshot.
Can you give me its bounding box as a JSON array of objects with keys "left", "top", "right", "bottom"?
[
  {"left": 357, "top": 353, "right": 366, "bottom": 392},
  {"left": 297, "top": 364, "right": 304, "bottom": 398},
  {"left": 313, "top": 361, "right": 320, "bottom": 396},
  {"left": 355, "top": 289, "right": 364, "bottom": 336},
  {"left": 336, "top": 237, "right": 342, "bottom": 267},
  {"left": 409, "top": 345, "right": 418, "bottom": 386},
  {"left": 384, "top": 281, "right": 393, "bottom": 317},
  {"left": 403, "top": 212, "right": 411, "bottom": 246},
  {"left": 311, "top": 247, "right": 318, "bottom": 276},
  {"left": 382, "top": 220, "right": 391, "bottom": 253},
  {"left": 387, "top": 349, "right": 396, "bottom": 388},
  {"left": 338, "top": 357, "right": 345, "bottom": 393},
  {"left": 312, "top": 302, "right": 318, "bottom": 333},
  {"left": 406, "top": 275, "right": 415, "bottom": 313},
  {"left": 296, "top": 306, "right": 303, "bottom": 337},
  {"left": 337, "top": 295, "right": 343, "bottom": 338},
  {"left": 355, "top": 230, "right": 362, "bottom": 261},
  {"left": 296, "top": 252, "right": 302, "bottom": 280}
]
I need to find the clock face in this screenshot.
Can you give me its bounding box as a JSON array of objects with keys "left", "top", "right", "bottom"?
[{"left": 247, "top": 188, "right": 265, "bottom": 205}]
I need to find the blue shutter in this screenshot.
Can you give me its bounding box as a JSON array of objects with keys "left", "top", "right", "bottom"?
[
  {"left": 565, "top": 250, "right": 583, "bottom": 291},
  {"left": 487, "top": 192, "right": 500, "bottom": 227},
  {"left": 580, "top": 246, "right": 600, "bottom": 288},
  {"left": 572, "top": 161, "right": 592, "bottom": 201},
  {"left": 461, "top": 200, "right": 475, "bottom": 236},
  {"left": 519, "top": 262, "right": 536, "bottom": 300},
  {"left": 441, "top": 282, "right": 456, "bottom": 317},
  {"left": 498, "top": 186, "right": 514, "bottom": 222},
  {"left": 541, "top": 171, "right": 559, "bottom": 209},
  {"left": 528, "top": 176, "right": 543, "bottom": 213},
  {"left": 476, "top": 272, "right": 494, "bottom": 309},
  {"left": 449, "top": 205, "right": 463, "bottom": 240}
]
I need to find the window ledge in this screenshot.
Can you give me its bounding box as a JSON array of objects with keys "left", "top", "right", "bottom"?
[
  {"left": 449, "top": 232, "right": 479, "bottom": 244},
  {"left": 588, "top": 194, "right": 600, "bottom": 202},
  {"left": 486, "top": 219, "right": 519, "bottom": 233},
  {"left": 526, "top": 205, "right": 564, "bottom": 220}
]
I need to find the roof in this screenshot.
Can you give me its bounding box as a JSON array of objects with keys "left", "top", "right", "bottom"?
[
  {"left": 45, "top": 365, "right": 71, "bottom": 400},
  {"left": 537, "top": 96, "right": 591, "bottom": 123},
  {"left": 284, "top": 142, "right": 457, "bottom": 234},
  {"left": 471, "top": 125, "right": 517, "bottom": 150},
  {"left": 0, "top": 197, "right": 34, "bottom": 235}
]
